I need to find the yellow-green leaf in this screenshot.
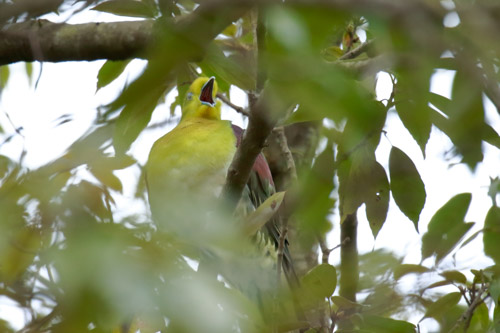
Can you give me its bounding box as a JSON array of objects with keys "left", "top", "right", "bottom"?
[
  {"left": 301, "top": 264, "right": 337, "bottom": 301},
  {"left": 393, "top": 264, "right": 430, "bottom": 280},
  {"left": 362, "top": 315, "right": 416, "bottom": 333},
  {"left": 422, "top": 292, "right": 461, "bottom": 321},
  {"left": 0, "top": 65, "right": 9, "bottom": 89},
  {"left": 25, "top": 62, "right": 33, "bottom": 86},
  {"left": 440, "top": 270, "right": 467, "bottom": 284},
  {"left": 424, "top": 280, "right": 453, "bottom": 290},
  {"left": 90, "top": 167, "right": 123, "bottom": 193},
  {"left": 222, "top": 23, "right": 238, "bottom": 37},
  {"left": 242, "top": 191, "right": 285, "bottom": 236},
  {"left": 97, "top": 60, "right": 131, "bottom": 91}
]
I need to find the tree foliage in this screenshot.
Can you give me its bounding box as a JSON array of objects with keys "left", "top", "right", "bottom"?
[{"left": 1, "top": 0, "right": 500, "bottom": 332}]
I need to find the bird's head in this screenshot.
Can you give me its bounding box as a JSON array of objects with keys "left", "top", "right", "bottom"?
[{"left": 182, "top": 76, "right": 221, "bottom": 120}]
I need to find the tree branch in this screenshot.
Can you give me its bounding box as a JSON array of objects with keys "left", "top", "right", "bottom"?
[
  {"left": 448, "top": 284, "right": 489, "bottom": 333},
  {"left": 222, "top": 89, "right": 279, "bottom": 208},
  {"left": 0, "top": 0, "right": 446, "bottom": 67},
  {"left": 0, "top": 19, "right": 154, "bottom": 65}
]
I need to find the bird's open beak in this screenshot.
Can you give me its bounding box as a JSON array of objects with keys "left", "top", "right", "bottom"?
[{"left": 199, "top": 77, "right": 216, "bottom": 107}]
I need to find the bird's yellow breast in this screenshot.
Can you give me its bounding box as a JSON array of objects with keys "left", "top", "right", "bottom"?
[{"left": 146, "top": 118, "right": 236, "bottom": 199}]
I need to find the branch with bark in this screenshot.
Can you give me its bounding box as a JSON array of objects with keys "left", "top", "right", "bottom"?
[
  {"left": 0, "top": 19, "right": 154, "bottom": 65},
  {"left": 0, "top": 0, "right": 447, "bottom": 67}
]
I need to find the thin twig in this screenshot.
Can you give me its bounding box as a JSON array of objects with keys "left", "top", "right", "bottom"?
[
  {"left": 318, "top": 236, "right": 350, "bottom": 264},
  {"left": 448, "top": 283, "right": 489, "bottom": 333},
  {"left": 20, "top": 305, "right": 59, "bottom": 333},
  {"left": 318, "top": 236, "right": 331, "bottom": 264},
  {"left": 338, "top": 40, "right": 374, "bottom": 60},
  {"left": 217, "top": 93, "right": 250, "bottom": 117}
]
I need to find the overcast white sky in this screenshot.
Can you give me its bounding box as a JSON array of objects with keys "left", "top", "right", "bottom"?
[{"left": 0, "top": 7, "right": 499, "bottom": 332}]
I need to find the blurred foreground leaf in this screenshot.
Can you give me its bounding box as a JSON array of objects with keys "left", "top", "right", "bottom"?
[
  {"left": 484, "top": 206, "right": 500, "bottom": 264},
  {"left": 422, "top": 193, "right": 474, "bottom": 263}
]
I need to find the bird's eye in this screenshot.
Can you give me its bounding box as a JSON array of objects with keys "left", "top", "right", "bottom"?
[{"left": 186, "top": 92, "right": 193, "bottom": 101}]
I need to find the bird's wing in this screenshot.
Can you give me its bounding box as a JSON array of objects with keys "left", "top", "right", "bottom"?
[{"left": 231, "top": 125, "right": 298, "bottom": 287}]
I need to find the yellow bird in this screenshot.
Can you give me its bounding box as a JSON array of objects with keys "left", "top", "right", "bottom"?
[
  {"left": 144, "top": 76, "right": 303, "bottom": 330},
  {"left": 145, "top": 77, "right": 236, "bottom": 231},
  {"left": 145, "top": 76, "right": 296, "bottom": 285}
]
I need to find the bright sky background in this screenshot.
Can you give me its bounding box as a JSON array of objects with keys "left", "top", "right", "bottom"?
[{"left": 1, "top": 6, "right": 499, "bottom": 332}]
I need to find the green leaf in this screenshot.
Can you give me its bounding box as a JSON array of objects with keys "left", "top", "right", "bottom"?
[
  {"left": 471, "top": 269, "right": 493, "bottom": 285},
  {"left": 389, "top": 146, "right": 426, "bottom": 231},
  {"left": 339, "top": 156, "right": 390, "bottom": 238},
  {"left": 92, "top": 0, "right": 157, "bottom": 18},
  {"left": 301, "top": 264, "right": 337, "bottom": 300},
  {"left": 172, "top": 63, "right": 196, "bottom": 116},
  {"left": 90, "top": 167, "right": 123, "bottom": 193},
  {"left": 421, "top": 193, "right": 473, "bottom": 262},
  {"left": 0, "top": 65, "right": 9, "bottom": 89},
  {"left": 242, "top": 192, "right": 285, "bottom": 236},
  {"left": 112, "top": 78, "right": 169, "bottom": 154},
  {"left": 362, "top": 315, "right": 416, "bottom": 333},
  {"left": 449, "top": 70, "right": 485, "bottom": 169},
  {"left": 0, "top": 155, "right": 12, "bottom": 179},
  {"left": 459, "top": 229, "right": 482, "bottom": 250},
  {"left": 97, "top": 60, "right": 131, "bottom": 91},
  {"left": 440, "top": 270, "right": 467, "bottom": 284},
  {"left": 364, "top": 161, "right": 390, "bottom": 238},
  {"left": 295, "top": 140, "right": 335, "bottom": 239},
  {"left": 395, "top": 73, "right": 432, "bottom": 155},
  {"left": 484, "top": 206, "right": 500, "bottom": 264},
  {"left": 108, "top": 154, "right": 137, "bottom": 170},
  {"left": 490, "top": 277, "right": 500, "bottom": 303},
  {"left": 431, "top": 71, "right": 487, "bottom": 169},
  {"left": 113, "top": 100, "right": 156, "bottom": 154},
  {"left": 469, "top": 301, "right": 489, "bottom": 332},
  {"left": 331, "top": 295, "right": 362, "bottom": 310},
  {"left": 322, "top": 46, "right": 343, "bottom": 61},
  {"left": 221, "top": 23, "right": 238, "bottom": 37},
  {"left": 428, "top": 92, "right": 452, "bottom": 115},
  {"left": 424, "top": 280, "right": 454, "bottom": 290},
  {"left": 494, "top": 303, "right": 500, "bottom": 333},
  {"left": 286, "top": 104, "right": 324, "bottom": 125},
  {"left": 24, "top": 62, "right": 33, "bottom": 86},
  {"left": 422, "top": 292, "right": 462, "bottom": 321},
  {"left": 393, "top": 264, "right": 430, "bottom": 280},
  {"left": 199, "top": 43, "right": 256, "bottom": 91},
  {"left": 1, "top": 226, "right": 41, "bottom": 283}
]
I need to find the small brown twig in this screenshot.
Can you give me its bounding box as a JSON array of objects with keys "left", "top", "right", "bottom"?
[{"left": 217, "top": 93, "right": 250, "bottom": 117}]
